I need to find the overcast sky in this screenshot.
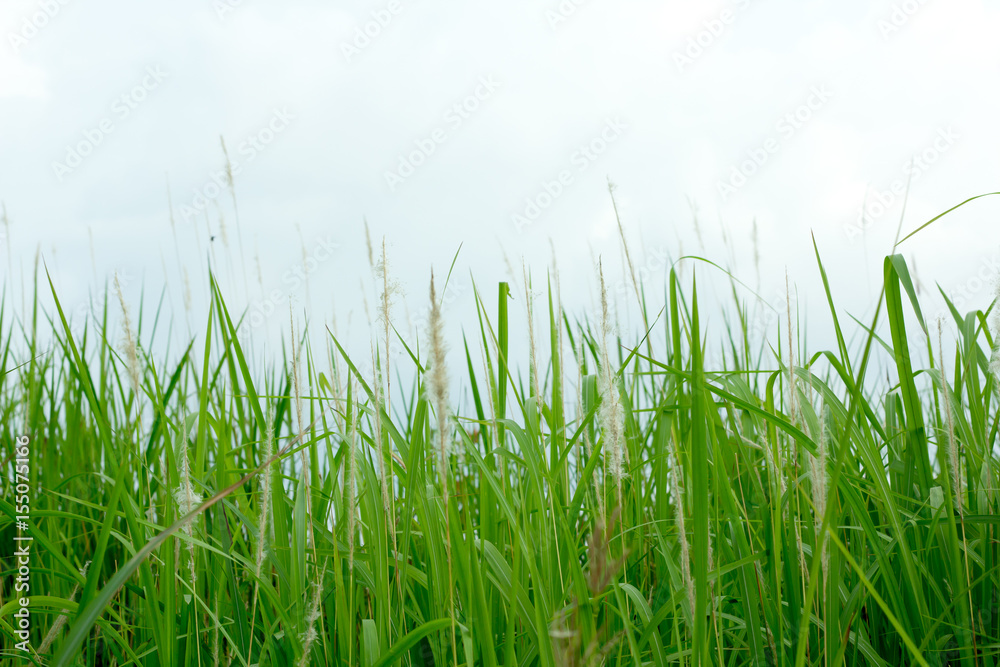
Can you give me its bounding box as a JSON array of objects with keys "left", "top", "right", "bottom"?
[{"left": 2, "top": 0, "right": 999, "bottom": 376}]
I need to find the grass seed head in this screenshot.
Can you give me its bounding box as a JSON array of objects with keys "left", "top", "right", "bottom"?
[
  {"left": 114, "top": 272, "right": 142, "bottom": 402},
  {"left": 254, "top": 415, "right": 274, "bottom": 580},
  {"left": 670, "top": 439, "right": 695, "bottom": 616},
  {"left": 939, "top": 320, "right": 963, "bottom": 510},
  {"left": 297, "top": 575, "right": 324, "bottom": 667},
  {"left": 597, "top": 262, "right": 624, "bottom": 485},
  {"left": 364, "top": 217, "right": 374, "bottom": 269},
  {"left": 173, "top": 481, "right": 203, "bottom": 519},
  {"left": 427, "top": 271, "right": 450, "bottom": 460},
  {"left": 810, "top": 402, "right": 829, "bottom": 584}
]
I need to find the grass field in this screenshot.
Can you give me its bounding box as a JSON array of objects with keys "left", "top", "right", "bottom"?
[{"left": 2, "top": 195, "right": 1000, "bottom": 666}]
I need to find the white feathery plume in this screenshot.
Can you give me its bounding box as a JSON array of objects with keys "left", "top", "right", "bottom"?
[
  {"left": 217, "top": 204, "right": 230, "bottom": 249},
  {"left": 427, "top": 272, "right": 450, "bottom": 491},
  {"left": 114, "top": 273, "right": 141, "bottom": 405},
  {"left": 364, "top": 218, "right": 375, "bottom": 269},
  {"left": 938, "top": 320, "right": 977, "bottom": 641},
  {"left": 296, "top": 223, "right": 311, "bottom": 307},
  {"left": 290, "top": 308, "right": 315, "bottom": 550},
  {"left": 427, "top": 271, "right": 458, "bottom": 666},
  {"left": 39, "top": 561, "right": 90, "bottom": 654},
  {"left": 254, "top": 238, "right": 265, "bottom": 297},
  {"left": 370, "top": 346, "right": 395, "bottom": 553},
  {"left": 670, "top": 435, "right": 695, "bottom": 617},
  {"left": 809, "top": 402, "right": 829, "bottom": 586},
  {"left": 938, "top": 321, "right": 963, "bottom": 512},
  {"left": 597, "top": 262, "right": 624, "bottom": 491},
  {"left": 248, "top": 413, "right": 274, "bottom": 665},
  {"left": 375, "top": 239, "right": 400, "bottom": 552},
  {"left": 182, "top": 266, "right": 193, "bottom": 315},
  {"left": 522, "top": 263, "right": 541, "bottom": 404},
  {"left": 297, "top": 576, "right": 324, "bottom": 667},
  {"left": 785, "top": 272, "right": 798, "bottom": 424},
  {"left": 786, "top": 272, "right": 808, "bottom": 589},
  {"left": 254, "top": 415, "right": 274, "bottom": 580},
  {"left": 174, "top": 424, "right": 201, "bottom": 590},
  {"left": 219, "top": 136, "right": 247, "bottom": 300}
]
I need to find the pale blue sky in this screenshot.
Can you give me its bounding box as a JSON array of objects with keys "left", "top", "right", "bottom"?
[{"left": 2, "top": 0, "right": 999, "bottom": 373}]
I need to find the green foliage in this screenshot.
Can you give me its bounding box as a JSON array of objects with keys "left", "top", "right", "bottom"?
[{"left": 3, "top": 198, "right": 1000, "bottom": 666}]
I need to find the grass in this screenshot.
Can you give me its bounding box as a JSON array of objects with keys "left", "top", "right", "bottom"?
[{"left": 2, "top": 193, "right": 1000, "bottom": 666}]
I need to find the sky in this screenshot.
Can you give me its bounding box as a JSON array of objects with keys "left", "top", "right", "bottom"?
[{"left": 2, "top": 0, "right": 999, "bottom": 380}]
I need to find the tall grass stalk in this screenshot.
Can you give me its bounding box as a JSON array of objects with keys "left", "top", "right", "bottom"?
[{"left": 6, "top": 194, "right": 1000, "bottom": 667}]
